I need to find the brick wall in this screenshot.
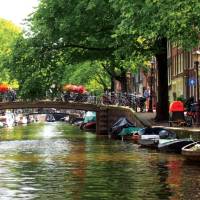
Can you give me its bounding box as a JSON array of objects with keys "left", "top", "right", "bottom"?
[{"left": 96, "top": 106, "right": 144, "bottom": 135}]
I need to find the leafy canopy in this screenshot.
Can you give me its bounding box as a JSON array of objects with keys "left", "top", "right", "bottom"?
[
  {"left": 110, "top": 0, "right": 200, "bottom": 50},
  {"left": 0, "top": 18, "right": 21, "bottom": 85}
]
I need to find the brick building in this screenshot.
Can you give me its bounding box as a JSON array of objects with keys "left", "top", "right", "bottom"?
[{"left": 167, "top": 42, "right": 199, "bottom": 102}]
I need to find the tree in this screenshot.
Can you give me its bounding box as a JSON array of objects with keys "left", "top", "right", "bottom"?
[
  {"left": 110, "top": 0, "right": 200, "bottom": 121},
  {"left": 61, "top": 61, "right": 110, "bottom": 93},
  {"left": 7, "top": 0, "right": 119, "bottom": 97},
  {"left": 29, "top": 0, "right": 148, "bottom": 92},
  {"left": 9, "top": 36, "right": 67, "bottom": 100},
  {"left": 0, "top": 18, "right": 21, "bottom": 85}
]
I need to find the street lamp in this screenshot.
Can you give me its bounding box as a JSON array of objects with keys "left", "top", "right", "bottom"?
[
  {"left": 192, "top": 50, "right": 200, "bottom": 125},
  {"left": 148, "top": 57, "right": 156, "bottom": 112}
]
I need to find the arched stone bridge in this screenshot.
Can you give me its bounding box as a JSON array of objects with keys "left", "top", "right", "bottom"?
[{"left": 0, "top": 101, "right": 143, "bottom": 135}]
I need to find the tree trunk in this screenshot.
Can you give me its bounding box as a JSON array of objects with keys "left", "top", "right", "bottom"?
[
  {"left": 111, "top": 77, "right": 115, "bottom": 92},
  {"left": 116, "top": 71, "right": 127, "bottom": 93},
  {"left": 155, "top": 37, "right": 169, "bottom": 121},
  {"left": 120, "top": 76, "right": 127, "bottom": 92}
]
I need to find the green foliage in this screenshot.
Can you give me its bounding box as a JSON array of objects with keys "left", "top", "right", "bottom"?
[
  {"left": 0, "top": 18, "right": 21, "bottom": 83},
  {"left": 8, "top": 36, "right": 67, "bottom": 100},
  {"left": 31, "top": 0, "right": 118, "bottom": 53},
  {"left": 176, "top": 95, "right": 186, "bottom": 103},
  {"left": 6, "top": 0, "right": 200, "bottom": 100},
  {"left": 11, "top": 0, "right": 151, "bottom": 97},
  {"left": 30, "top": 0, "right": 149, "bottom": 84},
  {"left": 110, "top": 0, "right": 200, "bottom": 120},
  {"left": 110, "top": 0, "right": 200, "bottom": 50},
  {"left": 62, "top": 61, "right": 110, "bottom": 93}
]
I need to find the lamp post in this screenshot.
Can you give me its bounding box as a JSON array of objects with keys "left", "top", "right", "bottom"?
[
  {"left": 148, "top": 57, "right": 156, "bottom": 112},
  {"left": 192, "top": 50, "right": 200, "bottom": 125}
]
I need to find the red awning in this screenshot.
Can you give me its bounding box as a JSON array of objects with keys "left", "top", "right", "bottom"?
[{"left": 169, "top": 101, "right": 184, "bottom": 112}]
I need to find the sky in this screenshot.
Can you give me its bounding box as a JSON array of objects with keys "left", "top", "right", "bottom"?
[{"left": 0, "top": 0, "right": 39, "bottom": 27}]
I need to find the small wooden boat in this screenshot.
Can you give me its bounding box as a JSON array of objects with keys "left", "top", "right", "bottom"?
[
  {"left": 82, "top": 121, "right": 96, "bottom": 132},
  {"left": 182, "top": 141, "right": 200, "bottom": 161}
]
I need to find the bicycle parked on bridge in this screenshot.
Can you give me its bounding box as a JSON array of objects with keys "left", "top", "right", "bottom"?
[
  {"left": 62, "top": 92, "right": 88, "bottom": 103},
  {"left": 101, "top": 92, "right": 118, "bottom": 105}
]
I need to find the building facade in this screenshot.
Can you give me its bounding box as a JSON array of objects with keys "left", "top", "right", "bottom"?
[
  {"left": 167, "top": 42, "right": 199, "bottom": 102},
  {"left": 132, "top": 66, "right": 157, "bottom": 110}
]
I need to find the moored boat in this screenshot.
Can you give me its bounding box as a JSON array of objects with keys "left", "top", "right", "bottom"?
[
  {"left": 118, "top": 127, "right": 142, "bottom": 141},
  {"left": 83, "top": 111, "right": 96, "bottom": 123},
  {"left": 110, "top": 117, "right": 140, "bottom": 140},
  {"left": 80, "top": 111, "right": 96, "bottom": 131},
  {"left": 81, "top": 121, "right": 96, "bottom": 132},
  {"left": 182, "top": 141, "right": 200, "bottom": 161},
  {"left": 46, "top": 114, "right": 55, "bottom": 122},
  {"left": 137, "top": 127, "right": 193, "bottom": 153},
  {"left": 158, "top": 138, "right": 194, "bottom": 153},
  {"left": 138, "top": 127, "right": 176, "bottom": 148},
  {"left": 139, "top": 135, "right": 160, "bottom": 148}
]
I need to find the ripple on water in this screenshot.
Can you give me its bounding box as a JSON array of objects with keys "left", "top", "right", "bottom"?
[{"left": 0, "top": 139, "right": 71, "bottom": 155}]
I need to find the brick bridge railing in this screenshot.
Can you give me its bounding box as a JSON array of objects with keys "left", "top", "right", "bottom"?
[{"left": 0, "top": 101, "right": 144, "bottom": 135}]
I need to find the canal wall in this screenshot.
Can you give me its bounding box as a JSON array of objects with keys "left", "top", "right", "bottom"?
[
  {"left": 98, "top": 105, "right": 200, "bottom": 140},
  {"left": 162, "top": 127, "right": 200, "bottom": 141},
  {"left": 96, "top": 106, "right": 144, "bottom": 135}
]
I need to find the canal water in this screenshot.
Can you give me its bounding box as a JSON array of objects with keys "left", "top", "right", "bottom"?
[{"left": 0, "top": 122, "right": 199, "bottom": 200}]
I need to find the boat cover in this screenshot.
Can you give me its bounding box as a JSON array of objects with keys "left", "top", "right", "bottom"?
[
  {"left": 110, "top": 117, "right": 135, "bottom": 135},
  {"left": 83, "top": 111, "right": 96, "bottom": 123},
  {"left": 119, "top": 127, "right": 142, "bottom": 136}
]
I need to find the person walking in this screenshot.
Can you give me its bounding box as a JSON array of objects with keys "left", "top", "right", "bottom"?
[{"left": 143, "top": 88, "right": 150, "bottom": 111}]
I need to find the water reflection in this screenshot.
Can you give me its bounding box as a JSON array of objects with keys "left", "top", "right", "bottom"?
[
  {"left": 39, "top": 123, "right": 63, "bottom": 139},
  {"left": 0, "top": 123, "right": 199, "bottom": 199}
]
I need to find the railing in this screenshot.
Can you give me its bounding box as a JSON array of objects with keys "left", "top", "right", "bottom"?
[
  {"left": 0, "top": 92, "right": 148, "bottom": 112},
  {"left": 61, "top": 92, "right": 147, "bottom": 112}
]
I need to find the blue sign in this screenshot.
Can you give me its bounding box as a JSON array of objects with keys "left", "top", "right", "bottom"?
[{"left": 189, "top": 78, "right": 196, "bottom": 86}]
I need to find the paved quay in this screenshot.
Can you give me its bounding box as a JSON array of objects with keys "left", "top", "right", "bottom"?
[{"left": 133, "top": 111, "right": 200, "bottom": 139}]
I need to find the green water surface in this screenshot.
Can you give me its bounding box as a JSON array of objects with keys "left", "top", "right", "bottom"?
[{"left": 0, "top": 122, "right": 199, "bottom": 200}]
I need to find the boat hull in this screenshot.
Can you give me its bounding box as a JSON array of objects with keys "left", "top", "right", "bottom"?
[
  {"left": 82, "top": 122, "right": 96, "bottom": 132},
  {"left": 139, "top": 134, "right": 160, "bottom": 148},
  {"left": 158, "top": 139, "right": 194, "bottom": 153},
  {"left": 182, "top": 142, "right": 200, "bottom": 161}
]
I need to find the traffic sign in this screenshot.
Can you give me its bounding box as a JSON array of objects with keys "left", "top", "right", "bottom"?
[{"left": 189, "top": 78, "right": 196, "bottom": 86}]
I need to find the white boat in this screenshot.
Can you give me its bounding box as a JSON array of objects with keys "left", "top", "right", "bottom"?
[
  {"left": 21, "top": 116, "right": 28, "bottom": 124},
  {"left": 16, "top": 114, "right": 28, "bottom": 124},
  {"left": 158, "top": 138, "right": 194, "bottom": 153},
  {"left": 5, "top": 111, "right": 15, "bottom": 127},
  {"left": 0, "top": 121, "right": 4, "bottom": 127},
  {"left": 138, "top": 127, "right": 176, "bottom": 148},
  {"left": 182, "top": 141, "right": 200, "bottom": 161},
  {"left": 139, "top": 134, "right": 160, "bottom": 147}
]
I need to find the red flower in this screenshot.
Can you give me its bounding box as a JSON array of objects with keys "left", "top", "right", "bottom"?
[{"left": 0, "top": 83, "right": 9, "bottom": 93}]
